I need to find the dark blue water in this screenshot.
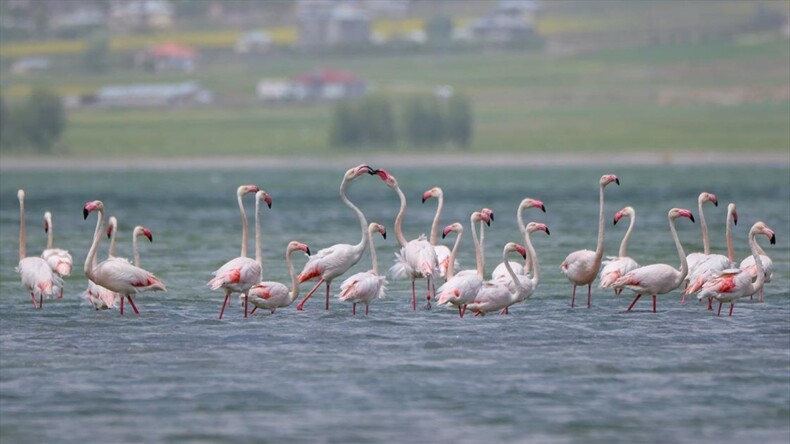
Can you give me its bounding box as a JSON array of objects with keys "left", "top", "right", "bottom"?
[{"left": 1, "top": 165, "right": 788, "bottom": 443}]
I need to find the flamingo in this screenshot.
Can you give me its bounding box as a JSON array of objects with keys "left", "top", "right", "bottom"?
[
  {"left": 83, "top": 200, "right": 166, "bottom": 315},
  {"left": 83, "top": 216, "right": 120, "bottom": 310},
  {"left": 16, "top": 190, "right": 62, "bottom": 309},
  {"left": 560, "top": 174, "right": 620, "bottom": 308},
  {"left": 698, "top": 221, "right": 775, "bottom": 316},
  {"left": 685, "top": 192, "right": 719, "bottom": 275},
  {"left": 422, "top": 186, "right": 457, "bottom": 279},
  {"left": 375, "top": 169, "right": 439, "bottom": 311},
  {"left": 207, "top": 186, "right": 268, "bottom": 319},
  {"left": 296, "top": 165, "right": 377, "bottom": 311},
  {"left": 436, "top": 211, "right": 490, "bottom": 318},
  {"left": 739, "top": 220, "right": 774, "bottom": 302},
  {"left": 248, "top": 241, "right": 311, "bottom": 315},
  {"left": 464, "top": 242, "right": 531, "bottom": 316},
  {"left": 682, "top": 202, "right": 737, "bottom": 303},
  {"left": 41, "top": 211, "right": 72, "bottom": 298},
  {"left": 492, "top": 222, "right": 550, "bottom": 311},
  {"left": 599, "top": 206, "right": 640, "bottom": 296},
  {"left": 338, "top": 223, "right": 388, "bottom": 315},
  {"left": 612, "top": 208, "right": 695, "bottom": 313},
  {"left": 491, "top": 198, "right": 546, "bottom": 281}
]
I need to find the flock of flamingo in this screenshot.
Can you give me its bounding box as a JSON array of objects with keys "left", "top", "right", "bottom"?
[{"left": 14, "top": 165, "right": 776, "bottom": 319}]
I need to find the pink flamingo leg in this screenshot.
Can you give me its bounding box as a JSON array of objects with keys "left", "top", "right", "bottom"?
[
  {"left": 587, "top": 284, "right": 592, "bottom": 308},
  {"left": 717, "top": 301, "right": 723, "bottom": 317},
  {"left": 681, "top": 293, "right": 686, "bottom": 303},
  {"left": 458, "top": 306, "right": 463, "bottom": 318},
  {"left": 425, "top": 278, "right": 432, "bottom": 310},
  {"left": 218, "top": 291, "right": 231, "bottom": 319},
  {"left": 120, "top": 296, "right": 125, "bottom": 316},
  {"left": 296, "top": 278, "right": 325, "bottom": 311},
  {"left": 411, "top": 280, "right": 416, "bottom": 311},
  {"left": 244, "top": 294, "right": 248, "bottom": 318},
  {"left": 626, "top": 294, "right": 642, "bottom": 312},
  {"left": 729, "top": 303, "right": 735, "bottom": 316},
  {"left": 759, "top": 288, "right": 764, "bottom": 302},
  {"left": 325, "top": 283, "right": 331, "bottom": 311},
  {"left": 571, "top": 285, "right": 577, "bottom": 308},
  {"left": 707, "top": 297, "right": 713, "bottom": 311},
  {"left": 39, "top": 294, "right": 43, "bottom": 309},
  {"left": 352, "top": 303, "right": 356, "bottom": 315},
  {"left": 652, "top": 295, "right": 657, "bottom": 313},
  {"left": 30, "top": 293, "right": 39, "bottom": 308},
  {"left": 250, "top": 306, "right": 257, "bottom": 315},
  {"left": 126, "top": 295, "right": 140, "bottom": 314},
  {"left": 365, "top": 304, "right": 369, "bottom": 316},
  {"left": 461, "top": 304, "right": 467, "bottom": 318}
]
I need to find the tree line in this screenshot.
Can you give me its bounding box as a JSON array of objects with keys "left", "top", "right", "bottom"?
[{"left": 0, "top": 90, "right": 65, "bottom": 153}]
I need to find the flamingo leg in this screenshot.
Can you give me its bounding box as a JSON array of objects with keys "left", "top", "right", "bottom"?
[
  {"left": 681, "top": 292, "right": 686, "bottom": 304},
  {"left": 729, "top": 303, "right": 734, "bottom": 317},
  {"left": 39, "top": 294, "right": 43, "bottom": 309},
  {"left": 750, "top": 294, "right": 753, "bottom": 301},
  {"left": 461, "top": 304, "right": 467, "bottom": 318},
  {"left": 126, "top": 295, "right": 140, "bottom": 314},
  {"left": 717, "top": 301, "right": 723, "bottom": 317},
  {"left": 218, "top": 290, "right": 231, "bottom": 319},
  {"left": 296, "top": 278, "right": 325, "bottom": 311},
  {"left": 325, "top": 282, "right": 331, "bottom": 311},
  {"left": 120, "top": 296, "right": 125, "bottom": 316},
  {"left": 30, "top": 293, "right": 38, "bottom": 308},
  {"left": 652, "top": 295, "right": 657, "bottom": 313},
  {"left": 759, "top": 287, "right": 764, "bottom": 302},
  {"left": 243, "top": 293, "right": 248, "bottom": 318},
  {"left": 58, "top": 288, "right": 63, "bottom": 299},
  {"left": 707, "top": 297, "right": 713, "bottom": 311},
  {"left": 250, "top": 306, "right": 258, "bottom": 316},
  {"left": 571, "top": 285, "right": 577, "bottom": 308},
  {"left": 425, "top": 278, "right": 432, "bottom": 310},
  {"left": 365, "top": 304, "right": 369, "bottom": 316},
  {"left": 411, "top": 280, "right": 416, "bottom": 311},
  {"left": 353, "top": 303, "right": 356, "bottom": 316},
  {"left": 587, "top": 284, "right": 592, "bottom": 308},
  {"left": 458, "top": 306, "right": 463, "bottom": 318},
  {"left": 626, "top": 294, "right": 642, "bottom": 312}
]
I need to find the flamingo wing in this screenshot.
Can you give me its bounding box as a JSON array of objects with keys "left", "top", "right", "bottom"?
[
  {"left": 249, "top": 281, "right": 290, "bottom": 308},
  {"left": 437, "top": 273, "right": 482, "bottom": 306},
  {"left": 560, "top": 249, "right": 598, "bottom": 282},
  {"left": 42, "top": 248, "right": 73, "bottom": 276},
  {"left": 600, "top": 256, "right": 639, "bottom": 288},
  {"left": 339, "top": 271, "right": 386, "bottom": 303},
  {"left": 95, "top": 258, "right": 167, "bottom": 293},
  {"left": 614, "top": 264, "right": 680, "bottom": 295},
  {"left": 208, "top": 257, "right": 259, "bottom": 291},
  {"left": 17, "top": 257, "right": 62, "bottom": 298}
]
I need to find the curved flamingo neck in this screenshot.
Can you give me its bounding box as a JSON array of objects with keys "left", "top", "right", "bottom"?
[
  {"left": 368, "top": 227, "right": 380, "bottom": 275},
  {"left": 108, "top": 218, "right": 118, "bottom": 259},
  {"left": 619, "top": 214, "right": 636, "bottom": 258},
  {"left": 725, "top": 208, "right": 735, "bottom": 263},
  {"left": 84, "top": 207, "right": 105, "bottom": 278},
  {"left": 132, "top": 228, "right": 142, "bottom": 267},
  {"left": 445, "top": 228, "right": 463, "bottom": 279},
  {"left": 254, "top": 197, "right": 263, "bottom": 278},
  {"left": 698, "top": 197, "right": 710, "bottom": 254},
  {"left": 18, "top": 194, "right": 26, "bottom": 262},
  {"left": 747, "top": 231, "right": 766, "bottom": 294},
  {"left": 517, "top": 203, "right": 532, "bottom": 274},
  {"left": 668, "top": 215, "right": 689, "bottom": 285},
  {"left": 238, "top": 193, "right": 249, "bottom": 258},
  {"left": 45, "top": 214, "right": 54, "bottom": 249},
  {"left": 470, "top": 214, "right": 484, "bottom": 279},
  {"left": 393, "top": 185, "right": 408, "bottom": 248},
  {"left": 429, "top": 192, "right": 444, "bottom": 245},
  {"left": 340, "top": 178, "right": 368, "bottom": 253},
  {"left": 525, "top": 231, "right": 540, "bottom": 288},
  {"left": 502, "top": 247, "right": 525, "bottom": 299},
  {"left": 593, "top": 184, "right": 607, "bottom": 265},
  {"left": 287, "top": 248, "right": 301, "bottom": 303}
]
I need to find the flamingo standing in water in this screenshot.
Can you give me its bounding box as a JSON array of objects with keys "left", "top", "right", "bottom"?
[
  {"left": 599, "top": 206, "right": 639, "bottom": 296},
  {"left": 83, "top": 200, "right": 166, "bottom": 315},
  {"left": 375, "top": 169, "right": 439, "bottom": 311},
  {"left": 685, "top": 192, "right": 719, "bottom": 275},
  {"left": 296, "top": 165, "right": 377, "bottom": 311},
  {"left": 613, "top": 208, "right": 695, "bottom": 313},
  {"left": 208, "top": 187, "right": 269, "bottom": 319},
  {"left": 338, "top": 223, "right": 388, "bottom": 315},
  {"left": 436, "top": 211, "right": 490, "bottom": 318},
  {"left": 739, "top": 233, "right": 774, "bottom": 302},
  {"left": 698, "top": 221, "right": 775, "bottom": 316},
  {"left": 492, "top": 198, "right": 546, "bottom": 282},
  {"left": 464, "top": 242, "right": 532, "bottom": 316},
  {"left": 248, "top": 241, "right": 311, "bottom": 315},
  {"left": 41, "top": 211, "right": 72, "bottom": 298},
  {"left": 683, "top": 202, "right": 737, "bottom": 304},
  {"left": 492, "top": 222, "right": 550, "bottom": 313},
  {"left": 83, "top": 216, "right": 119, "bottom": 310},
  {"left": 16, "top": 190, "right": 62, "bottom": 308},
  {"left": 560, "top": 174, "right": 620, "bottom": 308},
  {"left": 422, "top": 187, "right": 457, "bottom": 280}
]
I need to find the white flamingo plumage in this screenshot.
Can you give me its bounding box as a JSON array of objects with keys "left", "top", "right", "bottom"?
[
  {"left": 422, "top": 186, "right": 458, "bottom": 280},
  {"left": 17, "top": 190, "right": 63, "bottom": 308},
  {"left": 248, "top": 241, "right": 311, "bottom": 315},
  {"left": 464, "top": 242, "right": 533, "bottom": 316},
  {"left": 492, "top": 222, "right": 550, "bottom": 309},
  {"left": 41, "top": 211, "right": 73, "bottom": 298},
  {"left": 599, "top": 206, "right": 639, "bottom": 296},
  {"left": 207, "top": 186, "right": 268, "bottom": 319},
  {"left": 739, "top": 248, "right": 774, "bottom": 302},
  {"left": 492, "top": 198, "right": 546, "bottom": 281},
  {"left": 296, "top": 165, "right": 377, "bottom": 311},
  {"left": 683, "top": 202, "right": 737, "bottom": 303},
  {"left": 436, "top": 211, "right": 490, "bottom": 318},
  {"left": 560, "top": 174, "right": 620, "bottom": 308},
  {"left": 613, "top": 208, "right": 695, "bottom": 313},
  {"left": 376, "top": 169, "right": 439, "bottom": 311},
  {"left": 83, "top": 216, "right": 119, "bottom": 310},
  {"left": 83, "top": 200, "right": 166, "bottom": 316},
  {"left": 698, "top": 221, "right": 775, "bottom": 316},
  {"left": 685, "top": 192, "right": 719, "bottom": 276},
  {"left": 338, "top": 223, "right": 388, "bottom": 315}
]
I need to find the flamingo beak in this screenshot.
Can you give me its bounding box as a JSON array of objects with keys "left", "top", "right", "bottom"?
[
  {"left": 770, "top": 233, "right": 776, "bottom": 244},
  {"left": 733, "top": 212, "right": 738, "bottom": 226},
  {"left": 144, "top": 230, "right": 153, "bottom": 242},
  {"left": 615, "top": 178, "right": 620, "bottom": 185},
  {"left": 44, "top": 222, "right": 49, "bottom": 233},
  {"left": 539, "top": 204, "right": 546, "bottom": 213},
  {"left": 545, "top": 227, "right": 551, "bottom": 236},
  {"left": 689, "top": 214, "right": 696, "bottom": 223},
  {"left": 83, "top": 208, "right": 89, "bottom": 220},
  {"left": 265, "top": 195, "right": 272, "bottom": 209}
]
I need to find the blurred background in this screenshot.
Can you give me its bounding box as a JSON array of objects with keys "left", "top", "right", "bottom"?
[{"left": 0, "top": 0, "right": 788, "bottom": 160}]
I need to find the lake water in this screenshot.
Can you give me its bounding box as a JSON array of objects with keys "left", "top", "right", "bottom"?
[{"left": 1, "top": 165, "right": 788, "bottom": 443}]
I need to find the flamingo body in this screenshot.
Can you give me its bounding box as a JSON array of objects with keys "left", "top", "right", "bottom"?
[
  {"left": 339, "top": 272, "right": 386, "bottom": 306},
  {"left": 17, "top": 257, "right": 63, "bottom": 301},
  {"left": 599, "top": 256, "right": 639, "bottom": 291},
  {"left": 42, "top": 249, "right": 73, "bottom": 277},
  {"left": 208, "top": 257, "right": 261, "bottom": 293}
]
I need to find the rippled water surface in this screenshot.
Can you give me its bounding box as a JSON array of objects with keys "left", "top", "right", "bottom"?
[{"left": 1, "top": 165, "right": 788, "bottom": 443}]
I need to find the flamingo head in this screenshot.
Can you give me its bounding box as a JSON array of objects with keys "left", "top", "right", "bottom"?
[
  {"left": 669, "top": 208, "right": 695, "bottom": 223},
  {"left": 83, "top": 200, "right": 104, "bottom": 219},
  {"left": 422, "top": 187, "right": 442, "bottom": 203},
  {"left": 613, "top": 206, "right": 635, "bottom": 225},
  {"left": 135, "top": 226, "right": 153, "bottom": 242},
  {"left": 481, "top": 208, "right": 494, "bottom": 225},
  {"left": 373, "top": 168, "right": 398, "bottom": 188},
  {"left": 600, "top": 174, "right": 620, "bottom": 187},
  {"left": 442, "top": 222, "right": 463, "bottom": 239},
  {"left": 288, "top": 241, "right": 311, "bottom": 256},
  {"left": 256, "top": 190, "right": 272, "bottom": 209},
  {"left": 237, "top": 185, "right": 259, "bottom": 197},
  {"left": 17, "top": 189, "right": 25, "bottom": 202},
  {"left": 520, "top": 198, "right": 545, "bottom": 213},
  {"left": 526, "top": 222, "right": 550, "bottom": 236},
  {"left": 345, "top": 164, "right": 376, "bottom": 182},
  {"left": 700, "top": 192, "right": 718, "bottom": 207},
  {"left": 44, "top": 211, "right": 52, "bottom": 232},
  {"left": 727, "top": 203, "right": 737, "bottom": 226},
  {"left": 505, "top": 242, "right": 528, "bottom": 259},
  {"left": 107, "top": 216, "right": 117, "bottom": 238},
  {"left": 369, "top": 222, "right": 387, "bottom": 240},
  {"left": 751, "top": 221, "right": 776, "bottom": 245}
]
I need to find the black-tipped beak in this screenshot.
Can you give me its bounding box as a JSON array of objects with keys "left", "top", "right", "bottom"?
[
  {"left": 733, "top": 217, "right": 737, "bottom": 226},
  {"left": 147, "top": 234, "right": 153, "bottom": 242},
  {"left": 484, "top": 219, "right": 490, "bottom": 227},
  {"left": 713, "top": 201, "right": 718, "bottom": 207},
  {"left": 83, "top": 208, "right": 89, "bottom": 220},
  {"left": 545, "top": 227, "right": 551, "bottom": 236},
  {"left": 442, "top": 232, "right": 447, "bottom": 239},
  {"left": 267, "top": 201, "right": 272, "bottom": 209},
  {"left": 613, "top": 217, "right": 618, "bottom": 225},
  {"left": 521, "top": 250, "right": 527, "bottom": 259},
  {"left": 770, "top": 234, "right": 776, "bottom": 245},
  {"left": 422, "top": 197, "right": 426, "bottom": 204},
  {"left": 490, "top": 213, "right": 494, "bottom": 222},
  {"left": 382, "top": 232, "right": 387, "bottom": 240},
  {"left": 689, "top": 214, "right": 696, "bottom": 223},
  {"left": 363, "top": 165, "right": 376, "bottom": 175},
  {"left": 540, "top": 205, "right": 546, "bottom": 213},
  {"left": 615, "top": 178, "right": 620, "bottom": 185},
  {"left": 306, "top": 247, "right": 311, "bottom": 256}
]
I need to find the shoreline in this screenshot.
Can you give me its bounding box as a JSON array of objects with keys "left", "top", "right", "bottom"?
[{"left": 1, "top": 151, "right": 788, "bottom": 171}]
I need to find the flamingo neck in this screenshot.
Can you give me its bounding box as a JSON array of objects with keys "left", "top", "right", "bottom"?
[
  {"left": 619, "top": 214, "right": 636, "bottom": 258},
  {"left": 470, "top": 215, "right": 484, "bottom": 279},
  {"left": 725, "top": 209, "right": 734, "bottom": 263},
  {"left": 238, "top": 193, "right": 249, "bottom": 258},
  {"left": 107, "top": 218, "right": 117, "bottom": 259},
  {"left": 502, "top": 248, "right": 525, "bottom": 300},
  {"left": 84, "top": 207, "right": 105, "bottom": 278},
  {"left": 429, "top": 193, "right": 443, "bottom": 245},
  {"left": 668, "top": 215, "right": 689, "bottom": 285},
  {"left": 368, "top": 228, "right": 380, "bottom": 276},
  {"left": 517, "top": 203, "right": 532, "bottom": 274},
  {"left": 593, "top": 184, "right": 607, "bottom": 265},
  {"left": 340, "top": 178, "right": 369, "bottom": 254},
  {"left": 133, "top": 229, "right": 142, "bottom": 267},
  {"left": 18, "top": 195, "right": 26, "bottom": 262},
  {"left": 698, "top": 197, "right": 710, "bottom": 254},
  {"left": 478, "top": 220, "right": 487, "bottom": 273},
  {"left": 287, "top": 248, "right": 300, "bottom": 303},
  {"left": 255, "top": 197, "right": 263, "bottom": 278},
  {"left": 393, "top": 185, "right": 408, "bottom": 248},
  {"left": 445, "top": 229, "right": 463, "bottom": 279},
  {"left": 747, "top": 231, "right": 766, "bottom": 294},
  {"left": 525, "top": 231, "right": 540, "bottom": 288},
  {"left": 46, "top": 215, "right": 54, "bottom": 250}
]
